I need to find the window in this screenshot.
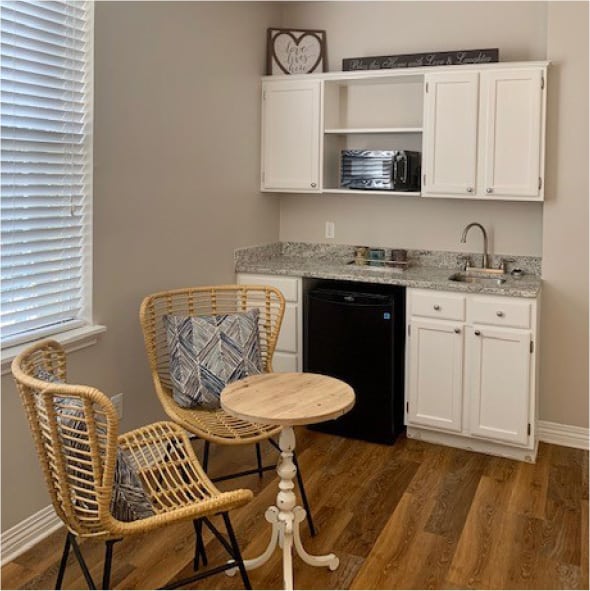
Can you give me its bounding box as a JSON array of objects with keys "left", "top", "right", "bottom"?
[{"left": 1, "top": 0, "right": 93, "bottom": 348}]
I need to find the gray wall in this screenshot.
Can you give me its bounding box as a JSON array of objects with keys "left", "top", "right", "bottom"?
[
  {"left": 1, "top": 1, "right": 281, "bottom": 532},
  {"left": 278, "top": 1, "right": 548, "bottom": 256},
  {"left": 541, "top": 2, "right": 589, "bottom": 427},
  {"left": 278, "top": 1, "right": 589, "bottom": 428},
  {"left": 3, "top": 0, "right": 588, "bottom": 535}
]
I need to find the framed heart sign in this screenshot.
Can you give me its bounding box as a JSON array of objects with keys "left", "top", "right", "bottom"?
[{"left": 266, "top": 28, "right": 327, "bottom": 75}]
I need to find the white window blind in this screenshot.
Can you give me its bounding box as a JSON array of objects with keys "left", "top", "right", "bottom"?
[{"left": 1, "top": 0, "right": 93, "bottom": 348}]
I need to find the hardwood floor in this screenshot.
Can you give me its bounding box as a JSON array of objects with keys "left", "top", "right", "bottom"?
[{"left": 2, "top": 430, "right": 588, "bottom": 590}]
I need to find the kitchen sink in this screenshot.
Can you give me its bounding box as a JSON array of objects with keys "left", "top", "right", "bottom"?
[{"left": 448, "top": 272, "right": 506, "bottom": 285}]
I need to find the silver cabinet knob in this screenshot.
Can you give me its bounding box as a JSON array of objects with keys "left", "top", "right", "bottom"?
[
  {"left": 466, "top": 186, "right": 473, "bottom": 193},
  {"left": 311, "top": 182, "right": 317, "bottom": 188},
  {"left": 454, "top": 328, "right": 461, "bottom": 334},
  {"left": 496, "top": 311, "right": 505, "bottom": 317},
  {"left": 474, "top": 330, "right": 481, "bottom": 336},
  {"left": 486, "top": 187, "right": 493, "bottom": 194},
  {"left": 433, "top": 304, "right": 440, "bottom": 311}
]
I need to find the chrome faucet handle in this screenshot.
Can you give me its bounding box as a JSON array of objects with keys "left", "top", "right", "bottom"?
[
  {"left": 498, "top": 257, "right": 515, "bottom": 273},
  {"left": 457, "top": 255, "right": 472, "bottom": 271}
]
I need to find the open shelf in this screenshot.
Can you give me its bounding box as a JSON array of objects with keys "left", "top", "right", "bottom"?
[
  {"left": 324, "top": 127, "right": 423, "bottom": 134},
  {"left": 322, "top": 188, "right": 421, "bottom": 196}
]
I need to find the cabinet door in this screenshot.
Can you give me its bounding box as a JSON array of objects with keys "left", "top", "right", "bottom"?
[
  {"left": 261, "top": 79, "right": 321, "bottom": 192},
  {"left": 422, "top": 72, "right": 479, "bottom": 196},
  {"left": 407, "top": 318, "right": 464, "bottom": 432},
  {"left": 479, "top": 69, "right": 543, "bottom": 198},
  {"left": 469, "top": 326, "right": 531, "bottom": 445}
]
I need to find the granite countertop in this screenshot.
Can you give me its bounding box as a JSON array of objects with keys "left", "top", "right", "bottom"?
[{"left": 235, "top": 243, "right": 542, "bottom": 298}]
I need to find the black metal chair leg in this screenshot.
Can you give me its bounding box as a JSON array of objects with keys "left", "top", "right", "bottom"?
[
  {"left": 102, "top": 540, "right": 117, "bottom": 590},
  {"left": 55, "top": 533, "right": 72, "bottom": 590},
  {"left": 255, "top": 443, "right": 263, "bottom": 478},
  {"left": 221, "top": 512, "right": 251, "bottom": 590},
  {"left": 70, "top": 535, "right": 97, "bottom": 590},
  {"left": 192, "top": 518, "right": 208, "bottom": 570},
  {"left": 293, "top": 452, "right": 316, "bottom": 537},
  {"left": 203, "top": 440, "right": 210, "bottom": 473}
]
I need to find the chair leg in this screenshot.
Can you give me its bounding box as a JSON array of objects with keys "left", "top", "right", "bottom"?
[
  {"left": 255, "top": 442, "right": 263, "bottom": 478},
  {"left": 55, "top": 533, "right": 72, "bottom": 590},
  {"left": 203, "top": 440, "right": 210, "bottom": 473},
  {"left": 293, "top": 451, "right": 316, "bottom": 537},
  {"left": 70, "top": 535, "right": 96, "bottom": 590},
  {"left": 192, "top": 518, "right": 208, "bottom": 570},
  {"left": 102, "top": 539, "right": 118, "bottom": 590},
  {"left": 221, "top": 512, "right": 251, "bottom": 591}
]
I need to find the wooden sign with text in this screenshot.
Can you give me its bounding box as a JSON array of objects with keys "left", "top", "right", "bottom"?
[{"left": 343, "top": 49, "right": 499, "bottom": 71}]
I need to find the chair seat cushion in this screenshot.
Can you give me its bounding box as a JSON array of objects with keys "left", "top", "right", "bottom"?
[
  {"left": 35, "top": 369, "right": 154, "bottom": 522},
  {"left": 164, "top": 309, "right": 263, "bottom": 410}
]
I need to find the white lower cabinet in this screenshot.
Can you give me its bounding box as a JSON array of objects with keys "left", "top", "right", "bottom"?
[
  {"left": 407, "top": 318, "right": 464, "bottom": 433},
  {"left": 468, "top": 325, "right": 531, "bottom": 445},
  {"left": 236, "top": 273, "right": 302, "bottom": 372},
  {"left": 406, "top": 288, "right": 539, "bottom": 462}
]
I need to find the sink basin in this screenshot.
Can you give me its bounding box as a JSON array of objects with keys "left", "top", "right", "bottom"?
[{"left": 449, "top": 272, "right": 506, "bottom": 285}]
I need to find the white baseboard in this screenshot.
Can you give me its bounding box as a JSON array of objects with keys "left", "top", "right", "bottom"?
[
  {"left": 1, "top": 504, "right": 62, "bottom": 566},
  {"left": 538, "top": 420, "right": 589, "bottom": 450}
]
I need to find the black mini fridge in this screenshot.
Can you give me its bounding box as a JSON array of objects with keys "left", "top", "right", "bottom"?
[{"left": 303, "top": 282, "right": 406, "bottom": 444}]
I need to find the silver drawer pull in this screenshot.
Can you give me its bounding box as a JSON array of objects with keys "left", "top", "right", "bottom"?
[
  {"left": 496, "top": 311, "right": 505, "bottom": 317},
  {"left": 474, "top": 330, "right": 481, "bottom": 336},
  {"left": 433, "top": 304, "right": 440, "bottom": 311},
  {"left": 454, "top": 328, "right": 461, "bottom": 334}
]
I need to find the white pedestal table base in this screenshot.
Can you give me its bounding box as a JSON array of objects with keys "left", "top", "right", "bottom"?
[{"left": 227, "top": 426, "right": 339, "bottom": 589}]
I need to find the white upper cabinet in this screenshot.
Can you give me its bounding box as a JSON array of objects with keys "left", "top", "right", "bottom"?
[
  {"left": 261, "top": 79, "right": 322, "bottom": 192},
  {"left": 260, "top": 62, "right": 547, "bottom": 200},
  {"left": 422, "top": 72, "right": 479, "bottom": 197},
  {"left": 479, "top": 69, "right": 544, "bottom": 199}
]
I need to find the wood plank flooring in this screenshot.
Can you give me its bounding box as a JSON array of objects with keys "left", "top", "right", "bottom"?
[{"left": 2, "top": 430, "right": 588, "bottom": 590}]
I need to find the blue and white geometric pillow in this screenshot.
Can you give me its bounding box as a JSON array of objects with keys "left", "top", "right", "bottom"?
[{"left": 164, "top": 308, "right": 263, "bottom": 409}]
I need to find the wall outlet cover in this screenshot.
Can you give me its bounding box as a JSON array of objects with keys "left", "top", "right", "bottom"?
[{"left": 325, "top": 221, "right": 335, "bottom": 239}]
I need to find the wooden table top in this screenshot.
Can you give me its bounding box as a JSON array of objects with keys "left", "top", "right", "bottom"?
[{"left": 220, "top": 372, "right": 355, "bottom": 426}]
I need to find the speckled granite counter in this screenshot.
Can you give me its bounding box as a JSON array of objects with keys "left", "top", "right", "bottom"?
[{"left": 235, "top": 242, "right": 542, "bottom": 298}]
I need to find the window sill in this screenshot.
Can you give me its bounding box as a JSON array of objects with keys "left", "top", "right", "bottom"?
[{"left": 1, "top": 324, "right": 106, "bottom": 376}]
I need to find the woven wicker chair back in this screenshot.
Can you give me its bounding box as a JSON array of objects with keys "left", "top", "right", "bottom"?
[
  {"left": 11, "top": 339, "right": 119, "bottom": 538},
  {"left": 140, "top": 284, "right": 286, "bottom": 399}
]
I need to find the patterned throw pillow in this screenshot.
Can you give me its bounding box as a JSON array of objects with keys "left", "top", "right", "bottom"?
[
  {"left": 164, "top": 308, "right": 263, "bottom": 409},
  {"left": 35, "top": 369, "right": 154, "bottom": 522}
]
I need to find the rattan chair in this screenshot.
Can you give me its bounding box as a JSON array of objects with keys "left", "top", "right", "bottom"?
[
  {"left": 139, "top": 285, "right": 315, "bottom": 535},
  {"left": 11, "top": 339, "right": 253, "bottom": 590}
]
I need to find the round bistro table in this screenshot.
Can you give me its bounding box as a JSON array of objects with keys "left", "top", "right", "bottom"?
[{"left": 221, "top": 372, "right": 355, "bottom": 590}]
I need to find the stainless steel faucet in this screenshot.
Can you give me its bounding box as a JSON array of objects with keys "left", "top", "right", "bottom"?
[{"left": 460, "top": 222, "right": 489, "bottom": 269}]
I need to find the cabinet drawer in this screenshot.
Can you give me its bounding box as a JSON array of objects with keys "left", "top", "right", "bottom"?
[
  {"left": 237, "top": 274, "right": 299, "bottom": 302},
  {"left": 469, "top": 296, "right": 531, "bottom": 329},
  {"left": 411, "top": 290, "right": 466, "bottom": 321}
]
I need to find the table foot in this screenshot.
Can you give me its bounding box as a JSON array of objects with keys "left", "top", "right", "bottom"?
[
  {"left": 226, "top": 506, "right": 280, "bottom": 576},
  {"left": 293, "top": 507, "right": 339, "bottom": 571}
]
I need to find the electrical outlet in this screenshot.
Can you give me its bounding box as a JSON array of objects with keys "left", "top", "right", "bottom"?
[
  {"left": 325, "top": 221, "right": 335, "bottom": 239},
  {"left": 111, "top": 393, "right": 124, "bottom": 419}
]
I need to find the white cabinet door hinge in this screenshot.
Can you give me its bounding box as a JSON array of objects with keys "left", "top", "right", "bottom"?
[
  {"left": 528, "top": 423, "right": 531, "bottom": 436},
  {"left": 425, "top": 82, "right": 429, "bottom": 93},
  {"left": 541, "top": 76, "right": 545, "bottom": 90},
  {"left": 408, "top": 325, "right": 411, "bottom": 336},
  {"left": 538, "top": 177, "right": 542, "bottom": 190},
  {"left": 530, "top": 340, "right": 534, "bottom": 354}
]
